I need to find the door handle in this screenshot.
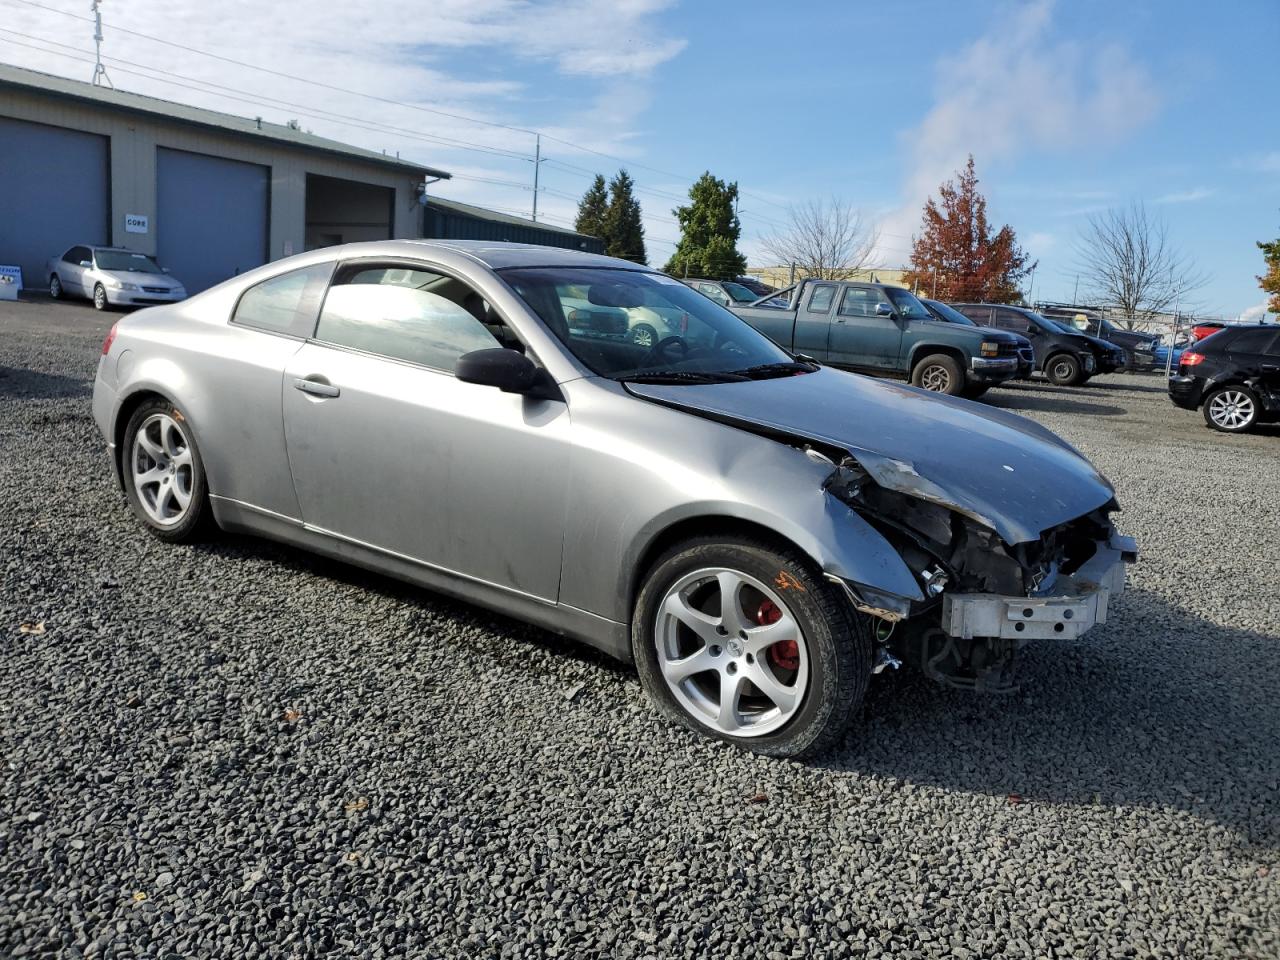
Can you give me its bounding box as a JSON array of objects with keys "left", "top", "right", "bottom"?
[
  {"left": 1261, "top": 363, "right": 1279, "bottom": 373},
  {"left": 293, "top": 377, "right": 340, "bottom": 398}
]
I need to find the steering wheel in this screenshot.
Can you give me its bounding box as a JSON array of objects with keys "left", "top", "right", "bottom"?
[{"left": 650, "top": 335, "right": 689, "bottom": 360}]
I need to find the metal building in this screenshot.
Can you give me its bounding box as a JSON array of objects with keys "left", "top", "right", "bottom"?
[
  {"left": 0, "top": 63, "right": 450, "bottom": 293},
  {"left": 423, "top": 197, "right": 605, "bottom": 254}
]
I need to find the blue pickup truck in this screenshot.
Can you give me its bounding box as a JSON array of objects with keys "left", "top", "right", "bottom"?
[{"left": 728, "top": 279, "right": 1024, "bottom": 398}]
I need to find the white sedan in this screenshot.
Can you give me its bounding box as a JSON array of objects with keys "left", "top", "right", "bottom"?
[{"left": 47, "top": 245, "right": 187, "bottom": 310}]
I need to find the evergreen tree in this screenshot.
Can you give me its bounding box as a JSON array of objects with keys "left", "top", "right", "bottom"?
[
  {"left": 574, "top": 174, "right": 609, "bottom": 240},
  {"left": 603, "top": 170, "right": 646, "bottom": 264},
  {"left": 663, "top": 172, "right": 747, "bottom": 280}
]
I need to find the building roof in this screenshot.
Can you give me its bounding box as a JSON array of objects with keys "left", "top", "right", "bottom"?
[
  {"left": 426, "top": 195, "right": 596, "bottom": 241},
  {"left": 0, "top": 63, "right": 450, "bottom": 179}
]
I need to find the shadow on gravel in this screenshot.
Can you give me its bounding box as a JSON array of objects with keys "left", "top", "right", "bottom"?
[
  {"left": 984, "top": 392, "right": 1128, "bottom": 417},
  {"left": 824, "top": 587, "right": 1280, "bottom": 846},
  {"left": 0, "top": 365, "right": 93, "bottom": 399}
]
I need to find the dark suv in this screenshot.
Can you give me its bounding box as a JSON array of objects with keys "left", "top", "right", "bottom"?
[
  {"left": 1168, "top": 325, "right": 1280, "bottom": 433},
  {"left": 950, "top": 303, "right": 1100, "bottom": 386}
]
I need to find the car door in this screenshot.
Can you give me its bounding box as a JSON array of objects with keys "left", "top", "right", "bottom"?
[
  {"left": 827, "top": 285, "right": 903, "bottom": 370},
  {"left": 993, "top": 308, "right": 1039, "bottom": 353},
  {"left": 1227, "top": 329, "right": 1280, "bottom": 394},
  {"left": 62, "top": 246, "right": 89, "bottom": 295},
  {"left": 281, "top": 259, "right": 571, "bottom": 601},
  {"left": 788, "top": 282, "right": 837, "bottom": 360}
]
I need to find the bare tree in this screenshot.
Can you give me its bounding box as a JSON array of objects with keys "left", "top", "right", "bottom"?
[
  {"left": 760, "top": 198, "right": 879, "bottom": 280},
  {"left": 1074, "top": 202, "right": 1207, "bottom": 327}
]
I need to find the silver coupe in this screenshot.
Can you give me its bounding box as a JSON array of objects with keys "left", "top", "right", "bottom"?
[{"left": 92, "top": 241, "right": 1135, "bottom": 757}]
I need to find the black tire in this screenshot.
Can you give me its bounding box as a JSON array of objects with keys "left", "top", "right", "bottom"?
[
  {"left": 910, "top": 353, "right": 965, "bottom": 396},
  {"left": 632, "top": 536, "right": 871, "bottom": 758},
  {"left": 50, "top": 274, "right": 64, "bottom": 299},
  {"left": 121, "top": 398, "right": 212, "bottom": 543},
  {"left": 960, "top": 384, "right": 989, "bottom": 400},
  {"left": 630, "top": 323, "right": 658, "bottom": 348},
  {"left": 1045, "top": 353, "right": 1080, "bottom": 386},
  {"left": 93, "top": 283, "right": 108, "bottom": 311},
  {"left": 1202, "top": 385, "right": 1260, "bottom": 433}
]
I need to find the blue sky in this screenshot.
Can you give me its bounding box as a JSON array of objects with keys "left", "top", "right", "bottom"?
[{"left": 6, "top": 0, "right": 1278, "bottom": 317}]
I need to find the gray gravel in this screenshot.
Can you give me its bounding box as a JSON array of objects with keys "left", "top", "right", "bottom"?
[{"left": 3, "top": 296, "right": 1278, "bottom": 959}]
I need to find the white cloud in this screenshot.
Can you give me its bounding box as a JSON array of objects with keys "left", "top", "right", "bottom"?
[
  {"left": 876, "top": 0, "right": 1159, "bottom": 266},
  {"left": 1155, "top": 187, "right": 1216, "bottom": 204},
  {"left": 1238, "top": 301, "right": 1273, "bottom": 324}
]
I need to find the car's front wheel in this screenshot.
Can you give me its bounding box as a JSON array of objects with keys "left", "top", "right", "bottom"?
[
  {"left": 93, "top": 283, "right": 108, "bottom": 311},
  {"left": 632, "top": 536, "right": 871, "bottom": 757},
  {"left": 121, "top": 399, "right": 211, "bottom": 542},
  {"left": 911, "top": 354, "right": 965, "bottom": 395},
  {"left": 1203, "top": 385, "right": 1259, "bottom": 433},
  {"left": 50, "top": 274, "right": 64, "bottom": 299},
  {"left": 1045, "top": 353, "right": 1080, "bottom": 386}
]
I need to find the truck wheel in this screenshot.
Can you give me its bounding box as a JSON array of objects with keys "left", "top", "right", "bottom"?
[
  {"left": 1045, "top": 353, "right": 1080, "bottom": 386},
  {"left": 632, "top": 536, "right": 871, "bottom": 758},
  {"left": 911, "top": 354, "right": 964, "bottom": 395}
]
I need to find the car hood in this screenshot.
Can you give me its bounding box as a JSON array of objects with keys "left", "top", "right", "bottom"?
[
  {"left": 625, "top": 367, "right": 1115, "bottom": 544},
  {"left": 99, "top": 270, "right": 181, "bottom": 288}
]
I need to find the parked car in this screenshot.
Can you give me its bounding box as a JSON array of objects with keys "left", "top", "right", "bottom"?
[
  {"left": 92, "top": 240, "right": 1135, "bottom": 756},
  {"left": 561, "top": 291, "right": 688, "bottom": 348},
  {"left": 731, "top": 280, "right": 1023, "bottom": 398},
  {"left": 920, "top": 298, "right": 1035, "bottom": 379},
  {"left": 47, "top": 245, "right": 187, "bottom": 310},
  {"left": 1191, "top": 321, "right": 1228, "bottom": 342},
  {"left": 1042, "top": 317, "right": 1128, "bottom": 374},
  {"left": 1151, "top": 341, "right": 1185, "bottom": 370},
  {"left": 950, "top": 303, "right": 1099, "bottom": 386},
  {"left": 1167, "top": 324, "right": 1280, "bottom": 433},
  {"left": 683, "top": 278, "right": 766, "bottom": 308},
  {"left": 1035, "top": 305, "right": 1159, "bottom": 368},
  {"left": 734, "top": 276, "right": 777, "bottom": 297}
]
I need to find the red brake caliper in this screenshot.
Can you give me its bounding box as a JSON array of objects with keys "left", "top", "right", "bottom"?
[{"left": 755, "top": 599, "right": 799, "bottom": 671}]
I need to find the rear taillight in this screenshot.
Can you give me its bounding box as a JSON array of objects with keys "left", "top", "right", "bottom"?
[
  {"left": 1180, "top": 351, "right": 1204, "bottom": 368},
  {"left": 101, "top": 321, "right": 119, "bottom": 356}
]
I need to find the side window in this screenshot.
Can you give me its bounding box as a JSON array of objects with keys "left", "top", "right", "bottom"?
[
  {"left": 699, "top": 283, "right": 730, "bottom": 306},
  {"left": 65, "top": 246, "right": 89, "bottom": 265},
  {"left": 839, "top": 286, "right": 892, "bottom": 317},
  {"left": 955, "top": 305, "right": 991, "bottom": 325},
  {"left": 314, "top": 263, "right": 502, "bottom": 372},
  {"left": 1226, "top": 329, "right": 1278, "bottom": 355},
  {"left": 994, "top": 309, "right": 1031, "bottom": 333},
  {"left": 806, "top": 284, "right": 836, "bottom": 314},
  {"left": 233, "top": 262, "right": 334, "bottom": 338}
]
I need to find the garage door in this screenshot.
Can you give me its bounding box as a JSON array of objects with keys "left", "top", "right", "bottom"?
[
  {"left": 0, "top": 117, "right": 109, "bottom": 291},
  {"left": 156, "top": 147, "right": 268, "bottom": 294}
]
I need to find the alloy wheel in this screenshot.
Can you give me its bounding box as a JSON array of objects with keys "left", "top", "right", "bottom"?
[
  {"left": 94, "top": 285, "right": 107, "bottom": 310},
  {"left": 655, "top": 567, "right": 809, "bottom": 738},
  {"left": 1208, "top": 390, "right": 1255, "bottom": 430},
  {"left": 631, "top": 325, "right": 656, "bottom": 348},
  {"left": 50, "top": 275, "right": 62, "bottom": 299},
  {"left": 920, "top": 364, "right": 952, "bottom": 392},
  {"left": 131, "top": 413, "right": 195, "bottom": 525}
]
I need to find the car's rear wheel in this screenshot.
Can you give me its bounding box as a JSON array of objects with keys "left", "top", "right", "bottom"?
[
  {"left": 630, "top": 323, "right": 657, "bottom": 348},
  {"left": 911, "top": 354, "right": 965, "bottom": 395},
  {"left": 122, "top": 399, "right": 211, "bottom": 542},
  {"left": 1046, "top": 353, "right": 1080, "bottom": 386},
  {"left": 1203, "top": 385, "right": 1259, "bottom": 433},
  {"left": 50, "top": 274, "right": 64, "bottom": 299},
  {"left": 632, "top": 537, "right": 871, "bottom": 757},
  {"left": 93, "top": 283, "right": 108, "bottom": 311}
]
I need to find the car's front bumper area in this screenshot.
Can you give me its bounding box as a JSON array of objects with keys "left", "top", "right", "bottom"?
[
  {"left": 940, "top": 532, "right": 1137, "bottom": 641},
  {"left": 969, "top": 356, "right": 1019, "bottom": 383},
  {"left": 1167, "top": 375, "right": 1204, "bottom": 409},
  {"left": 106, "top": 286, "right": 186, "bottom": 306}
]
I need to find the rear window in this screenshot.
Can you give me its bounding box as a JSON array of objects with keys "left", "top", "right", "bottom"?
[{"left": 232, "top": 262, "right": 334, "bottom": 338}]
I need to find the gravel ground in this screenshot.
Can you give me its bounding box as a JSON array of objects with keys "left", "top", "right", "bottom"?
[{"left": 2, "top": 295, "right": 1278, "bottom": 959}]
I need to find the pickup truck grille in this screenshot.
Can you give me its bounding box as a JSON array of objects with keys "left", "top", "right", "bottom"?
[{"left": 997, "top": 342, "right": 1021, "bottom": 357}]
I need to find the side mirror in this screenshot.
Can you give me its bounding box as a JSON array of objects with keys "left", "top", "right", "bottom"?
[
  {"left": 80, "top": 260, "right": 92, "bottom": 268},
  {"left": 161, "top": 267, "right": 171, "bottom": 274},
  {"left": 875, "top": 302, "right": 895, "bottom": 317},
  {"left": 456, "top": 348, "right": 540, "bottom": 394}
]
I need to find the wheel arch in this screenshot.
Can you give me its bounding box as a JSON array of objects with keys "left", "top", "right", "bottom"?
[
  {"left": 109, "top": 381, "right": 208, "bottom": 488},
  {"left": 907, "top": 342, "right": 966, "bottom": 374}
]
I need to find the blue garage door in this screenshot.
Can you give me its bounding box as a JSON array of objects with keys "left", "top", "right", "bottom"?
[
  {"left": 0, "top": 117, "right": 109, "bottom": 290},
  {"left": 156, "top": 147, "right": 268, "bottom": 293}
]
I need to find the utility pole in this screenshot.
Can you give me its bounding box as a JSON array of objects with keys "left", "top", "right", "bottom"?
[
  {"left": 1072, "top": 274, "right": 1079, "bottom": 304},
  {"left": 531, "top": 133, "right": 541, "bottom": 222},
  {"left": 91, "top": 0, "right": 113, "bottom": 88}
]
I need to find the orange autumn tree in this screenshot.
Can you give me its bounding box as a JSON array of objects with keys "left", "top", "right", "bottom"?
[{"left": 904, "top": 156, "right": 1034, "bottom": 303}]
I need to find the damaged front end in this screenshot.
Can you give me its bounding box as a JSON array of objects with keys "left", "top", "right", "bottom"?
[{"left": 819, "top": 450, "right": 1137, "bottom": 693}]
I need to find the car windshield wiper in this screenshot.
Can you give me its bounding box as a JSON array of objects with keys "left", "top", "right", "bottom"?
[
  {"left": 620, "top": 370, "right": 749, "bottom": 384},
  {"left": 729, "top": 360, "right": 818, "bottom": 379}
]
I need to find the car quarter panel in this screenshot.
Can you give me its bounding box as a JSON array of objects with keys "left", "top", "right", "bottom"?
[{"left": 554, "top": 378, "right": 924, "bottom": 624}]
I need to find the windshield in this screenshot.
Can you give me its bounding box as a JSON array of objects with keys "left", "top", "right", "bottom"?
[
  {"left": 722, "top": 281, "right": 761, "bottom": 303},
  {"left": 95, "top": 250, "right": 163, "bottom": 272},
  {"left": 922, "top": 299, "right": 976, "bottom": 326},
  {"left": 1046, "top": 316, "right": 1085, "bottom": 336},
  {"left": 884, "top": 287, "right": 931, "bottom": 319},
  {"left": 502, "top": 267, "right": 801, "bottom": 382}
]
